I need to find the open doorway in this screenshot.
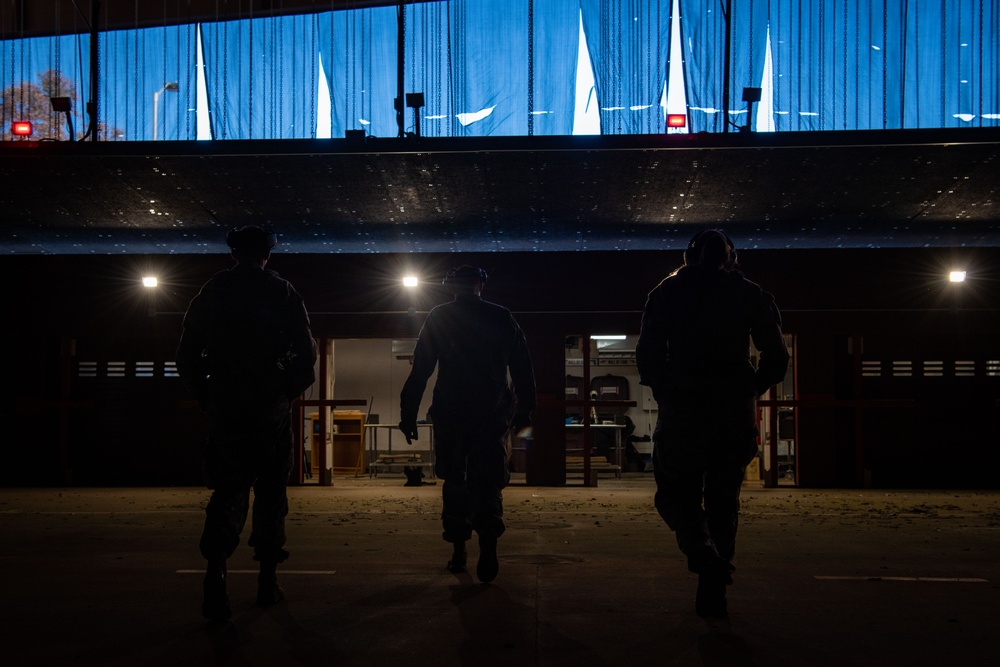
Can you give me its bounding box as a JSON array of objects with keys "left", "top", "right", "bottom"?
[
  {"left": 755, "top": 334, "right": 797, "bottom": 486},
  {"left": 558, "top": 334, "right": 649, "bottom": 484},
  {"left": 299, "top": 338, "right": 437, "bottom": 485}
]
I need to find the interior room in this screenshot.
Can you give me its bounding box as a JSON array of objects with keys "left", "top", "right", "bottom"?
[{"left": 299, "top": 337, "right": 439, "bottom": 483}]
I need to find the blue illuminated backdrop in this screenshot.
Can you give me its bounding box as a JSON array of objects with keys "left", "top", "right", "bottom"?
[{"left": 1, "top": 0, "right": 997, "bottom": 141}]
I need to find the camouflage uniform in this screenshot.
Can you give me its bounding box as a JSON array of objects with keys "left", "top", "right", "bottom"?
[
  {"left": 637, "top": 264, "right": 788, "bottom": 573},
  {"left": 401, "top": 293, "right": 535, "bottom": 543},
  {"left": 177, "top": 262, "right": 315, "bottom": 565}
]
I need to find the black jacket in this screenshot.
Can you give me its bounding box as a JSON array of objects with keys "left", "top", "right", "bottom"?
[
  {"left": 401, "top": 294, "right": 536, "bottom": 425},
  {"left": 636, "top": 265, "right": 788, "bottom": 401},
  {"left": 177, "top": 263, "right": 316, "bottom": 408}
]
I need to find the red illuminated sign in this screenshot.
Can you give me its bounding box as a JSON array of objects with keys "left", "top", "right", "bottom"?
[{"left": 666, "top": 114, "right": 687, "bottom": 128}]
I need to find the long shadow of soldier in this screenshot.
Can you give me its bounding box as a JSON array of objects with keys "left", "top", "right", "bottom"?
[{"left": 449, "top": 573, "right": 614, "bottom": 667}]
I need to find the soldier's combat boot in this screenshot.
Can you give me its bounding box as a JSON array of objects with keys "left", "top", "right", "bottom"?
[
  {"left": 476, "top": 532, "right": 499, "bottom": 583},
  {"left": 202, "top": 558, "right": 231, "bottom": 621},
  {"left": 256, "top": 561, "right": 285, "bottom": 606},
  {"left": 447, "top": 540, "right": 468, "bottom": 573}
]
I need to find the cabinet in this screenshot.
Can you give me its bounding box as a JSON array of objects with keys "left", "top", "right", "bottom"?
[{"left": 331, "top": 410, "right": 366, "bottom": 475}]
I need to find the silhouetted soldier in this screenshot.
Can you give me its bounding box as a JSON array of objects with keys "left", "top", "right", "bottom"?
[
  {"left": 636, "top": 229, "right": 788, "bottom": 618},
  {"left": 177, "top": 226, "right": 316, "bottom": 621},
  {"left": 400, "top": 265, "right": 535, "bottom": 583}
]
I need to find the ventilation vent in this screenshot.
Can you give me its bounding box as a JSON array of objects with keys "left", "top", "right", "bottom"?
[
  {"left": 955, "top": 360, "right": 976, "bottom": 377},
  {"left": 861, "top": 360, "right": 882, "bottom": 377},
  {"left": 891, "top": 361, "right": 912, "bottom": 377},
  {"left": 77, "top": 361, "right": 98, "bottom": 378},
  {"left": 922, "top": 360, "right": 944, "bottom": 377},
  {"left": 76, "top": 360, "right": 181, "bottom": 378}
]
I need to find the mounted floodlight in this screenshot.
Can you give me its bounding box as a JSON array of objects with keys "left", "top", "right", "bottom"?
[
  {"left": 667, "top": 113, "right": 687, "bottom": 128},
  {"left": 12, "top": 120, "right": 32, "bottom": 136},
  {"left": 741, "top": 87, "right": 763, "bottom": 133},
  {"left": 50, "top": 96, "right": 71, "bottom": 112},
  {"left": 50, "top": 97, "right": 75, "bottom": 141},
  {"left": 142, "top": 276, "right": 158, "bottom": 288},
  {"left": 405, "top": 92, "right": 426, "bottom": 138},
  {"left": 949, "top": 271, "right": 967, "bottom": 283},
  {"left": 152, "top": 81, "right": 179, "bottom": 141},
  {"left": 402, "top": 276, "right": 418, "bottom": 288},
  {"left": 591, "top": 335, "right": 627, "bottom": 340}
]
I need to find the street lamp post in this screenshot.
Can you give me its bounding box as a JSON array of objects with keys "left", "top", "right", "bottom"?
[{"left": 152, "top": 81, "right": 179, "bottom": 141}]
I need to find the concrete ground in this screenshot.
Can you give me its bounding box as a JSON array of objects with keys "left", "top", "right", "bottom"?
[{"left": 2, "top": 475, "right": 998, "bottom": 667}]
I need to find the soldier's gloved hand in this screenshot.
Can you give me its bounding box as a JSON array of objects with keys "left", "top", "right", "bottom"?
[{"left": 399, "top": 420, "right": 419, "bottom": 445}]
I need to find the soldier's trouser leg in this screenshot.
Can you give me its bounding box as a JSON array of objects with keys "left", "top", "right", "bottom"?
[
  {"left": 249, "top": 420, "right": 292, "bottom": 604},
  {"left": 467, "top": 424, "right": 508, "bottom": 583},
  {"left": 466, "top": 429, "right": 509, "bottom": 539},
  {"left": 201, "top": 405, "right": 293, "bottom": 564},
  {"left": 704, "top": 458, "right": 750, "bottom": 564},
  {"left": 435, "top": 421, "right": 473, "bottom": 543},
  {"left": 704, "top": 396, "right": 759, "bottom": 565},
  {"left": 652, "top": 395, "right": 756, "bottom": 573},
  {"left": 201, "top": 493, "right": 238, "bottom": 620},
  {"left": 435, "top": 420, "right": 508, "bottom": 542},
  {"left": 200, "top": 431, "right": 251, "bottom": 561},
  {"left": 248, "top": 473, "right": 290, "bottom": 564},
  {"left": 652, "top": 427, "right": 714, "bottom": 568},
  {"left": 247, "top": 419, "right": 293, "bottom": 564},
  {"left": 440, "top": 477, "right": 473, "bottom": 543},
  {"left": 200, "top": 487, "right": 251, "bottom": 562}
]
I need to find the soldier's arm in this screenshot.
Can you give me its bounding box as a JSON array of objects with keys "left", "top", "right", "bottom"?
[
  {"left": 751, "top": 292, "right": 789, "bottom": 396},
  {"left": 282, "top": 286, "right": 318, "bottom": 397},
  {"left": 636, "top": 287, "right": 669, "bottom": 397},
  {"left": 176, "top": 291, "right": 211, "bottom": 407},
  {"left": 287, "top": 287, "right": 318, "bottom": 365},
  {"left": 508, "top": 320, "right": 536, "bottom": 414},
  {"left": 399, "top": 316, "right": 438, "bottom": 425}
]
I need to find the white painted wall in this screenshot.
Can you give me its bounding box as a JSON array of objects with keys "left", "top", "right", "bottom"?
[{"left": 330, "top": 338, "right": 437, "bottom": 427}]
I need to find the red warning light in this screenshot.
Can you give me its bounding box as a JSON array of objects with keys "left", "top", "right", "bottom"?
[
  {"left": 666, "top": 114, "right": 687, "bottom": 128},
  {"left": 12, "top": 120, "right": 33, "bottom": 136}
]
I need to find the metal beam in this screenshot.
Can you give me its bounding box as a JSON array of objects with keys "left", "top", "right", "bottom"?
[{"left": 0, "top": 0, "right": 438, "bottom": 39}]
